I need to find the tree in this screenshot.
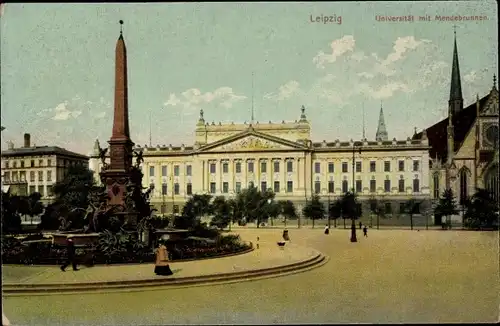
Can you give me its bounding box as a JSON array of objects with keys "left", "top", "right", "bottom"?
[
  {"left": 279, "top": 200, "right": 297, "bottom": 227},
  {"left": 328, "top": 199, "right": 342, "bottom": 228},
  {"left": 302, "top": 194, "right": 325, "bottom": 229},
  {"left": 434, "top": 188, "right": 458, "bottom": 228},
  {"left": 45, "top": 165, "right": 96, "bottom": 230},
  {"left": 177, "top": 194, "right": 213, "bottom": 229},
  {"left": 25, "top": 192, "right": 45, "bottom": 224},
  {"left": 234, "top": 184, "right": 273, "bottom": 228},
  {"left": 340, "top": 191, "right": 361, "bottom": 242},
  {"left": 1, "top": 191, "right": 22, "bottom": 234},
  {"left": 404, "top": 198, "right": 420, "bottom": 230},
  {"left": 53, "top": 165, "right": 95, "bottom": 209},
  {"left": 210, "top": 196, "right": 231, "bottom": 229},
  {"left": 368, "top": 197, "right": 384, "bottom": 230},
  {"left": 464, "top": 188, "right": 498, "bottom": 230}
]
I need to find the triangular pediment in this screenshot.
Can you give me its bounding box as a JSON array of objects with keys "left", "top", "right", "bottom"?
[
  {"left": 480, "top": 89, "right": 499, "bottom": 116},
  {"left": 197, "top": 128, "right": 307, "bottom": 153}
]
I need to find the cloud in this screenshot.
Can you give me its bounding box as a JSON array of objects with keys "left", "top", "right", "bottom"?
[
  {"left": 263, "top": 80, "right": 301, "bottom": 101},
  {"left": 51, "top": 101, "right": 82, "bottom": 121},
  {"left": 164, "top": 94, "right": 181, "bottom": 106},
  {"left": 313, "top": 35, "right": 356, "bottom": 68},
  {"left": 464, "top": 70, "right": 478, "bottom": 83},
  {"left": 164, "top": 87, "right": 246, "bottom": 112},
  {"left": 364, "top": 82, "right": 410, "bottom": 99},
  {"left": 381, "top": 36, "right": 430, "bottom": 66}
]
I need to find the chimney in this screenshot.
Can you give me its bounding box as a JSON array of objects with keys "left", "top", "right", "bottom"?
[{"left": 24, "top": 133, "right": 31, "bottom": 148}]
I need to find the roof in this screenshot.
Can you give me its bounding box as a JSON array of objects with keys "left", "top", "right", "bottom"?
[
  {"left": 1, "top": 146, "right": 89, "bottom": 160},
  {"left": 413, "top": 94, "right": 490, "bottom": 161}
]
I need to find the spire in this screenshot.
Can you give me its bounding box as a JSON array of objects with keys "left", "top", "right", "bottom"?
[
  {"left": 111, "top": 19, "right": 130, "bottom": 141},
  {"left": 493, "top": 74, "right": 497, "bottom": 90},
  {"left": 375, "top": 101, "right": 388, "bottom": 141},
  {"left": 449, "top": 25, "right": 463, "bottom": 114}
]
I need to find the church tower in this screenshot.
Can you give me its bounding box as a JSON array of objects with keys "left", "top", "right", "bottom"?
[
  {"left": 449, "top": 28, "right": 464, "bottom": 114},
  {"left": 375, "top": 102, "right": 388, "bottom": 141}
]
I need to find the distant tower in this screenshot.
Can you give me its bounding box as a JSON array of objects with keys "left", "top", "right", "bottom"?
[
  {"left": 375, "top": 102, "right": 388, "bottom": 141},
  {"left": 449, "top": 26, "right": 464, "bottom": 114}
]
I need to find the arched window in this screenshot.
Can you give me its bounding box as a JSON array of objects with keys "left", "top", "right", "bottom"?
[
  {"left": 433, "top": 173, "right": 440, "bottom": 199},
  {"left": 485, "top": 164, "right": 499, "bottom": 205},
  {"left": 459, "top": 169, "right": 469, "bottom": 205}
]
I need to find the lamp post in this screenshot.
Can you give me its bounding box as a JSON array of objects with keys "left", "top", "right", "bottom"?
[
  {"left": 170, "top": 176, "right": 175, "bottom": 216},
  {"left": 229, "top": 191, "right": 234, "bottom": 231},
  {"left": 351, "top": 142, "right": 362, "bottom": 243},
  {"left": 267, "top": 198, "right": 273, "bottom": 227},
  {"left": 327, "top": 194, "right": 331, "bottom": 228}
]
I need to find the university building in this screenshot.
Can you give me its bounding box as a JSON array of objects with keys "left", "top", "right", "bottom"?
[
  {"left": 1, "top": 133, "right": 89, "bottom": 204},
  {"left": 413, "top": 33, "right": 499, "bottom": 223},
  {"left": 90, "top": 106, "right": 431, "bottom": 217}
]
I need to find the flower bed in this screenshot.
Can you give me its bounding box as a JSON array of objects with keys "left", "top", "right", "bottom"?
[{"left": 1, "top": 234, "right": 251, "bottom": 265}]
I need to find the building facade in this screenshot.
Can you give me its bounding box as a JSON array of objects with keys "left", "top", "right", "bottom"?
[
  {"left": 413, "top": 33, "right": 499, "bottom": 223},
  {"left": 90, "top": 107, "right": 431, "bottom": 217},
  {"left": 1, "top": 133, "right": 89, "bottom": 203}
]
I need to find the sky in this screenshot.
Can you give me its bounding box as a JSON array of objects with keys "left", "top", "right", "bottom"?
[{"left": 0, "top": 2, "right": 498, "bottom": 155}]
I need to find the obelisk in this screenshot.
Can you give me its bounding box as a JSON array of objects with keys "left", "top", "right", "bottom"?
[{"left": 101, "top": 20, "right": 136, "bottom": 207}]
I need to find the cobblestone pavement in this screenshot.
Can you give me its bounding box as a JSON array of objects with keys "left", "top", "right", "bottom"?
[
  {"left": 3, "top": 239, "right": 317, "bottom": 286},
  {"left": 3, "top": 228, "right": 499, "bottom": 325}
]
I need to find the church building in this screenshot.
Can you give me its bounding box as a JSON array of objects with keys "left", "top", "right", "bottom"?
[{"left": 413, "top": 32, "right": 499, "bottom": 222}]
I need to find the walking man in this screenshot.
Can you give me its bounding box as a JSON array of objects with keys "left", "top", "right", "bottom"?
[
  {"left": 60, "top": 237, "right": 79, "bottom": 272},
  {"left": 363, "top": 225, "right": 368, "bottom": 237}
]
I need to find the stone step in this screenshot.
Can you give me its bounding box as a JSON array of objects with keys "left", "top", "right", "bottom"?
[{"left": 3, "top": 254, "right": 326, "bottom": 296}]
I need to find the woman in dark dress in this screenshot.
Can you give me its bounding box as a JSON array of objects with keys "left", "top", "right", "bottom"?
[{"left": 154, "top": 241, "right": 173, "bottom": 276}]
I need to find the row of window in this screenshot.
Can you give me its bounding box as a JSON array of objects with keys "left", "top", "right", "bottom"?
[
  {"left": 153, "top": 178, "right": 421, "bottom": 196},
  {"left": 4, "top": 159, "right": 52, "bottom": 169},
  {"left": 4, "top": 159, "right": 85, "bottom": 169},
  {"left": 150, "top": 165, "right": 193, "bottom": 177},
  {"left": 149, "top": 159, "right": 421, "bottom": 177},
  {"left": 315, "top": 179, "right": 420, "bottom": 194},
  {"left": 3, "top": 170, "right": 52, "bottom": 182},
  {"left": 315, "top": 160, "right": 420, "bottom": 174}
]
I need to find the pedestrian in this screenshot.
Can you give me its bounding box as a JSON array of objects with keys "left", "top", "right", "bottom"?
[
  {"left": 324, "top": 225, "right": 330, "bottom": 235},
  {"left": 257, "top": 236, "right": 260, "bottom": 249},
  {"left": 359, "top": 222, "right": 362, "bottom": 229},
  {"left": 363, "top": 225, "right": 368, "bottom": 237},
  {"left": 60, "top": 237, "right": 78, "bottom": 272},
  {"left": 283, "top": 229, "right": 290, "bottom": 241},
  {"left": 154, "top": 240, "right": 173, "bottom": 276}
]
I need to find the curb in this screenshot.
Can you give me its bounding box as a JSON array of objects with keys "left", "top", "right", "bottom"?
[{"left": 2, "top": 251, "right": 326, "bottom": 296}]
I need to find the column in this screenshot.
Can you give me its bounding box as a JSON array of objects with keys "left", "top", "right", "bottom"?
[
  {"left": 282, "top": 158, "right": 287, "bottom": 193},
  {"left": 229, "top": 158, "right": 234, "bottom": 192},
  {"left": 243, "top": 157, "right": 248, "bottom": 188}
]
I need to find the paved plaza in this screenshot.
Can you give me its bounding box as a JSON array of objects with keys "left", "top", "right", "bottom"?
[{"left": 2, "top": 228, "right": 499, "bottom": 324}]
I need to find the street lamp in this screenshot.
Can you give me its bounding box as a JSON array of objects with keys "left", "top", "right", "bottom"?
[
  {"left": 351, "top": 142, "right": 362, "bottom": 243},
  {"left": 267, "top": 198, "right": 273, "bottom": 227},
  {"left": 327, "top": 194, "right": 331, "bottom": 228}
]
